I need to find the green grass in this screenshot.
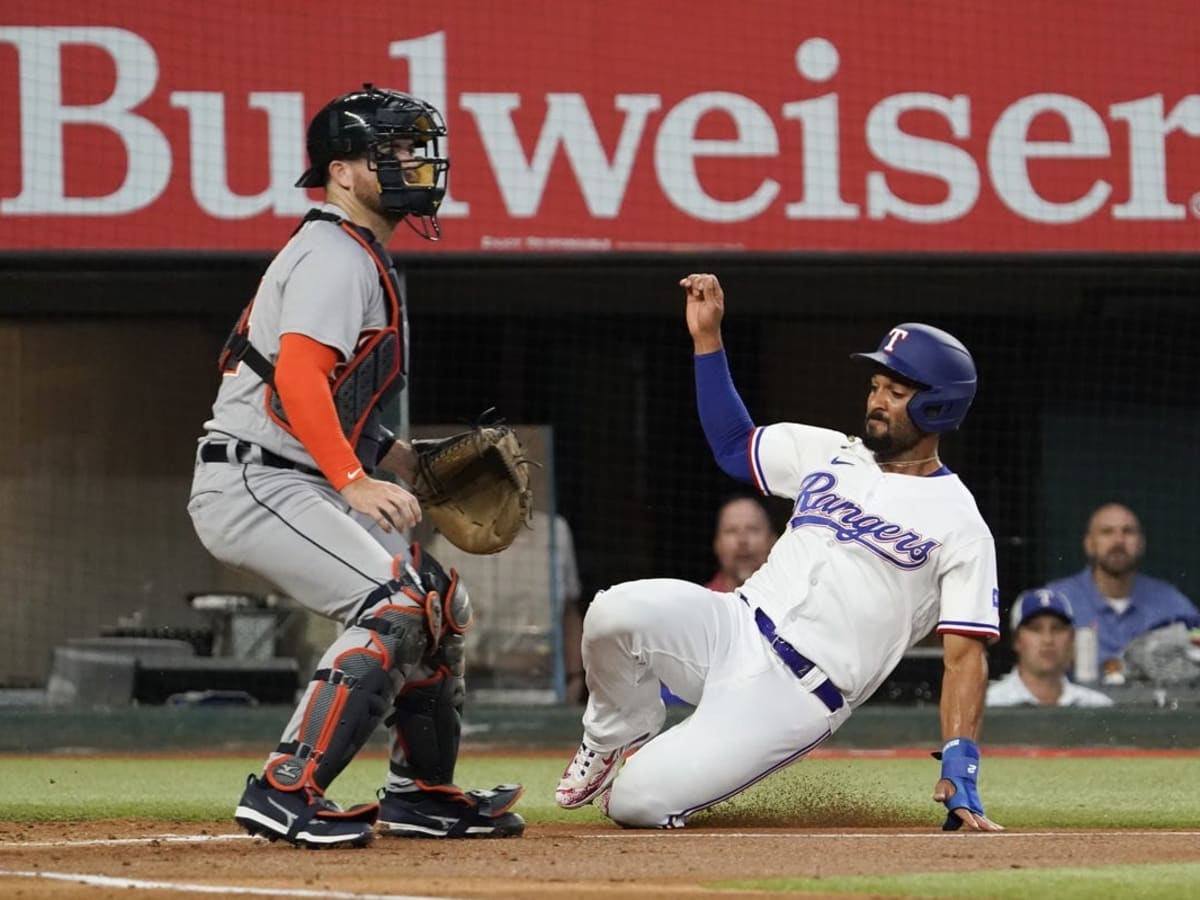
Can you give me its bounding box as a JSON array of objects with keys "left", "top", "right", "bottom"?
[
  {"left": 1, "top": 753, "right": 1198, "bottom": 829},
  {"left": 720, "top": 861, "right": 1200, "bottom": 900},
  {"left": 5, "top": 754, "right": 1195, "bottom": 900}
]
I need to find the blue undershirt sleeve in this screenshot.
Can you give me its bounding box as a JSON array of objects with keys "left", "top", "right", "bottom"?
[{"left": 694, "top": 349, "right": 755, "bottom": 483}]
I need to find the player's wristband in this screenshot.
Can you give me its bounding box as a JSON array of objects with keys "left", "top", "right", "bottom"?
[
  {"left": 933, "top": 737, "right": 984, "bottom": 831},
  {"left": 376, "top": 427, "right": 397, "bottom": 465},
  {"left": 938, "top": 737, "right": 980, "bottom": 783}
]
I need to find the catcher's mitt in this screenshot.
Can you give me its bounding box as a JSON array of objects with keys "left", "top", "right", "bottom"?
[{"left": 412, "top": 418, "right": 535, "bottom": 554}]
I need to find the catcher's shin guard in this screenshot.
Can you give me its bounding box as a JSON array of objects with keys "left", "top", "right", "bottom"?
[
  {"left": 388, "top": 649, "right": 464, "bottom": 786},
  {"left": 268, "top": 654, "right": 393, "bottom": 794},
  {"left": 267, "top": 593, "right": 432, "bottom": 795},
  {"left": 385, "top": 544, "right": 476, "bottom": 786}
]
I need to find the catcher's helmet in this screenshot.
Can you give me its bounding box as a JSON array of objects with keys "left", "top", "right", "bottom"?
[
  {"left": 850, "top": 323, "right": 977, "bottom": 432},
  {"left": 296, "top": 83, "right": 449, "bottom": 237}
]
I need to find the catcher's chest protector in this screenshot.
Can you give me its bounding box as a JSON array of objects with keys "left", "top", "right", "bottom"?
[{"left": 219, "top": 209, "right": 409, "bottom": 447}]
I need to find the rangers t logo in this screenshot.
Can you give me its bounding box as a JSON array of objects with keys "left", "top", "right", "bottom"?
[
  {"left": 883, "top": 327, "right": 910, "bottom": 353},
  {"left": 788, "top": 471, "right": 941, "bottom": 570}
]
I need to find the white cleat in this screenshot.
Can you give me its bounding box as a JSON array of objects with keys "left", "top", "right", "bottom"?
[{"left": 555, "top": 733, "right": 650, "bottom": 809}]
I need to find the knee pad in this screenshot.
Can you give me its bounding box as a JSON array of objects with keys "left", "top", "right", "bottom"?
[
  {"left": 359, "top": 600, "right": 430, "bottom": 677},
  {"left": 267, "top": 652, "right": 393, "bottom": 794},
  {"left": 354, "top": 554, "right": 445, "bottom": 674},
  {"left": 357, "top": 545, "right": 472, "bottom": 666},
  {"left": 411, "top": 542, "right": 474, "bottom": 637}
]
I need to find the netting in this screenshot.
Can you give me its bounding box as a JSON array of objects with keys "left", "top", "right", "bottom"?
[{"left": 1, "top": 2, "right": 1197, "bottom": 702}]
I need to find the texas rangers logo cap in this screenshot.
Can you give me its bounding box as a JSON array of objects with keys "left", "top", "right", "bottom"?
[{"left": 1010, "top": 588, "right": 1075, "bottom": 631}]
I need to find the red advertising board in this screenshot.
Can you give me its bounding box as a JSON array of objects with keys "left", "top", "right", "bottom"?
[{"left": 1, "top": 0, "right": 1197, "bottom": 252}]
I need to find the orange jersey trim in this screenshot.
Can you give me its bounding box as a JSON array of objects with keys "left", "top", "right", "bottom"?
[{"left": 274, "top": 333, "right": 366, "bottom": 491}]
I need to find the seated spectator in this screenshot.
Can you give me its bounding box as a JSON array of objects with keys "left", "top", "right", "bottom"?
[
  {"left": 705, "top": 493, "right": 778, "bottom": 592},
  {"left": 987, "top": 588, "right": 1113, "bottom": 708},
  {"left": 426, "top": 509, "right": 585, "bottom": 703},
  {"left": 1043, "top": 502, "right": 1199, "bottom": 683}
]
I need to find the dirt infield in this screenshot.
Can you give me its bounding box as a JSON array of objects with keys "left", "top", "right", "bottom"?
[{"left": 3, "top": 820, "right": 1199, "bottom": 899}]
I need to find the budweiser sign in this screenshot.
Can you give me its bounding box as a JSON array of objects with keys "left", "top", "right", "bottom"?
[{"left": 1, "top": 2, "right": 1197, "bottom": 252}]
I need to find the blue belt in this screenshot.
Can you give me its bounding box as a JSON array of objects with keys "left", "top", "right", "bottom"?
[{"left": 740, "top": 595, "right": 845, "bottom": 713}]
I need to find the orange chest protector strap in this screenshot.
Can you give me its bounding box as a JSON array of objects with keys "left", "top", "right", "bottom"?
[{"left": 218, "top": 209, "right": 409, "bottom": 447}]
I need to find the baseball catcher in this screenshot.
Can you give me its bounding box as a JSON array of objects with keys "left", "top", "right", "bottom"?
[
  {"left": 412, "top": 414, "right": 535, "bottom": 554},
  {"left": 189, "top": 83, "right": 528, "bottom": 848}
]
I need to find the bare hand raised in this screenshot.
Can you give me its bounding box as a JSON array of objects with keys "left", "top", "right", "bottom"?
[
  {"left": 680, "top": 273, "right": 725, "bottom": 353},
  {"left": 340, "top": 476, "right": 422, "bottom": 533}
]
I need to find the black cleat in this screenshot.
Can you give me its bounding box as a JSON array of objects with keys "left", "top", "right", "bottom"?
[
  {"left": 377, "top": 783, "right": 525, "bottom": 838},
  {"left": 234, "top": 774, "right": 378, "bottom": 849}
]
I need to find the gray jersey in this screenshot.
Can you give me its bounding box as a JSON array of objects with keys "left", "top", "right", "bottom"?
[
  {"left": 203, "top": 203, "right": 392, "bottom": 473},
  {"left": 189, "top": 203, "right": 423, "bottom": 796}
]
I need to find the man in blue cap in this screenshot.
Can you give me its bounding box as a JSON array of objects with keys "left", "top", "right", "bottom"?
[{"left": 986, "top": 589, "right": 1114, "bottom": 707}]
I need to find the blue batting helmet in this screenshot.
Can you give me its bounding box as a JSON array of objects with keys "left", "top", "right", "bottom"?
[{"left": 850, "top": 323, "right": 977, "bottom": 432}]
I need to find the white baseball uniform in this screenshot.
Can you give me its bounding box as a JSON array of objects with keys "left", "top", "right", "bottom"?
[{"left": 581, "top": 425, "right": 1000, "bottom": 828}]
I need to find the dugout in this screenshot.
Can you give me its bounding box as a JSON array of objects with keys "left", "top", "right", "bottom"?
[{"left": 1, "top": 252, "right": 1198, "bottom": 699}]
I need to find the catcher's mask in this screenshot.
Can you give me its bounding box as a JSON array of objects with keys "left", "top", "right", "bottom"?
[
  {"left": 296, "top": 83, "right": 450, "bottom": 240},
  {"left": 849, "top": 322, "right": 977, "bottom": 432}
]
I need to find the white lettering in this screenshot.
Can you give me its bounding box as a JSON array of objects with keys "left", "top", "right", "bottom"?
[
  {"left": 389, "top": 32, "right": 469, "bottom": 216},
  {"left": 2, "top": 29, "right": 1196, "bottom": 233},
  {"left": 0, "top": 26, "right": 170, "bottom": 215},
  {"left": 1110, "top": 95, "right": 1200, "bottom": 221},
  {"left": 783, "top": 95, "right": 859, "bottom": 220},
  {"left": 654, "top": 92, "right": 779, "bottom": 223},
  {"left": 988, "top": 93, "right": 1112, "bottom": 224},
  {"left": 784, "top": 38, "right": 857, "bottom": 220},
  {"left": 170, "top": 91, "right": 310, "bottom": 219},
  {"left": 883, "top": 327, "right": 909, "bottom": 352},
  {"left": 866, "top": 94, "right": 979, "bottom": 223},
  {"left": 460, "top": 92, "right": 660, "bottom": 218}
]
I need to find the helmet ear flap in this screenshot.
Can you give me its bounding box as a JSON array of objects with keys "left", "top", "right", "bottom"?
[
  {"left": 908, "top": 392, "right": 969, "bottom": 433},
  {"left": 912, "top": 399, "right": 944, "bottom": 430}
]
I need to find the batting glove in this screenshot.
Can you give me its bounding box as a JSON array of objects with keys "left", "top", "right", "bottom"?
[{"left": 932, "top": 737, "right": 985, "bottom": 831}]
